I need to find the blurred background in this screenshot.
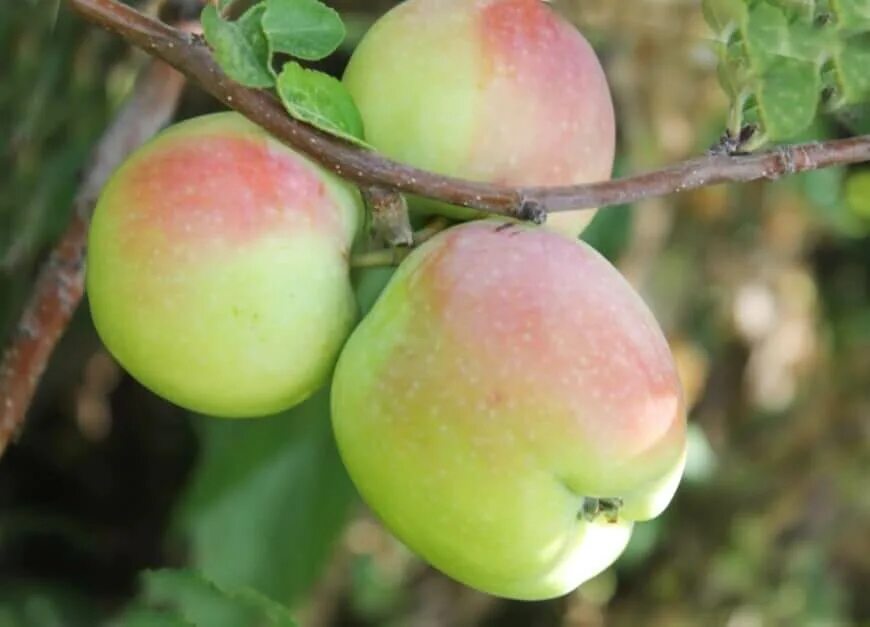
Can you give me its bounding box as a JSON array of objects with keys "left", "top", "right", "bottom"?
[{"left": 1, "top": 0, "right": 868, "bottom": 625}]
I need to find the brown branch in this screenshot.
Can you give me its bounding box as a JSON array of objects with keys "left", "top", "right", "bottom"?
[
  {"left": 365, "top": 187, "right": 413, "bottom": 247},
  {"left": 0, "top": 60, "right": 186, "bottom": 457},
  {"left": 68, "top": 0, "right": 870, "bottom": 220},
  {"left": 66, "top": 0, "right": 537, "bottom": 218}
]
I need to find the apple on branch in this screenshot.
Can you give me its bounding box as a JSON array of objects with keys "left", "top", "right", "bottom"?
[
  {"left": 343, "top": 0, "right": 616, "bottom": 237},
  {"left": 87, "top": 112, "right": 362, "bottom": 418},
  {"left": 332, "top": 220, "right": 687, "bottom": 600}
]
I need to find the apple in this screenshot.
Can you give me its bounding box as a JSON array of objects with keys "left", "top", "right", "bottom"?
[
  {"left": 343, "top": 0, "right": 616, "bottom": 237},
  {"left": 331, "top": 220, "right": 686, "bottom": 599},
  {"left": 87, "top": 112, "right": 362, "bottom": 418}
]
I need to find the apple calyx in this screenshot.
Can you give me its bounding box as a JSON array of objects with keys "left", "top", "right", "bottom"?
[{"left": 580, "top": 497, "right": 624, "bottom": 524}]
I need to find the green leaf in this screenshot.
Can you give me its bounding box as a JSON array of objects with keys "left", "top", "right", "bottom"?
[
  {"left": 836, "top": 101, "right": 870, "bottom": 133},
  {"left": 116, "top": 609, "right": 194, "bottom": 627},
  {"left": 581, "top": 204, "right": 633, "bottom": 262},
  {"left": 742, "top": 3, "right": 833, "bottom": 65},
  {"left": 765, "top": 0, "right": 817, "bottom": 22},
  {"left": 702, "top": 0, "right": 746, "bottom": 34},
  {"left": 703, "top": 0, "right": 870, "bottom": 143},
  {"left": 835, "top": 34, "right": 870, "bottom": 104},
  {"left": 353, "top": 266, "right": 396, "bottom": 316},
  {"left": 116, "top": 569, "right": 297, "bottom": 627},
  {"left": 173, "top": 387, "right": 356, "bottom": 617},
  {"left": 0, "top": 583, "right": 99, "bottom": 627},
  {"left": 845, "top": 169, "right": 870, "bottom": 221},
  {"left": 201, "top": 4, "right": 274, "bottom": 88},
  {"left": 833, "top": 0, "right": 870, "bottom": 36},
  {"left": 799, "top": 166, "right": 867, "bottom": 237},
  {"left": 262, "top": 0, "right": 346, "bottom": 61},
  {"left": 276, "top": 61, "right": 365, "bottom": 143},
  {"left": 742, "top": 2, "right": 794, "bottom": 67},
  {"left": 754, "top": 56, "right": 821, "bottom": 140}
]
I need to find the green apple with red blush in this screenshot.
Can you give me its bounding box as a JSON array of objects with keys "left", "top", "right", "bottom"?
[
  {"left": 343, "top": 0, "right": 616, "bottom": 237},
  {"left": 87, "top": 112, "right": 362, "bottom": 418},
  {"left": 84, "top": 0, "right": 684, "bottom": 601},
  {"left": 331, "top": 220, "right": 687, "bottom": 600}
]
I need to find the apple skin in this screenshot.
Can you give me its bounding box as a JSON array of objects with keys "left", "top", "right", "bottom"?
[
  {"left": 87, "top": 112, "right": 362, "bottom": 418},
  {"left": 343, "top": 0, "right": 616, "bottom": 237},
  {"left": 331, "top": 220, "right": 686, "bottom": 600}
]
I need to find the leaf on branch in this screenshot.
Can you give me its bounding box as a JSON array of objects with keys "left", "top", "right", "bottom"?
[
  {"left": 754, "top": 56, "right": 821, "bottom": 141},
  {"left": 835, "top": 35, "right": 870, "bottom": 105},
  {"left": 704, "top": 0, "right": 870, "bottom": 144},
  {"left": 702, "top": 0, "right": 745, "bottom": 36},
  {"left": 262, "top": 0, "right": 346, "bottom": 61},
  {"left": 201, "top": 4, "right": 274, "bottom": 88},
  {"left": 67, "top": 0, "right": 870, "bottom": 219},
  {"left": 834, "top": 0, "right": 870, "bottom": 36},
  {"left": 276, "top": 61, "right": 365, "bottom": 143}
]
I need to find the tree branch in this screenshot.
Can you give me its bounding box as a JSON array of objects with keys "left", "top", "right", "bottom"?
[
  {"left": 0, "top": 60, "right": 186, "bottom": 457},
  {"left": 68, "top": 0, "right": 870, "bottom": 221}
]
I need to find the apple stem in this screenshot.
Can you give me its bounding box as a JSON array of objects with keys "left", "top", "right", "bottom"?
[{"left": 351, "top": 216, "right": 450, "bottom": 269}]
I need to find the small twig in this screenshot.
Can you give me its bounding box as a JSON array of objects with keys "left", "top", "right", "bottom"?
[
  {"left": 413, "top": 216, "right": 450, "bottom": 245},
  {"left": 351, "top": 217, "right": 449, "bottom": 269},
  {"left": 67, "top": 0, "right": 870, "bottom": 221},
  {"left": 0, "top": 60, "right": 186, "bottom": 457},
  {"left": 364, "top": 186, "right": 413, "bottom": 247}
]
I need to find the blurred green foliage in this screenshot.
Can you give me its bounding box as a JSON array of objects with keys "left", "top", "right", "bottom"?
[
  {"left": 0, "top": 0, "right": 126, "bottom": 335},
  {"left": 0, "top": 1, "right": 868, "bottom": 626},
  {"left": 116, "top": 569, "right": 298, "bottom": 627},
  {"left": 174, "top": 387, "right": 354, "bottom": 618}
]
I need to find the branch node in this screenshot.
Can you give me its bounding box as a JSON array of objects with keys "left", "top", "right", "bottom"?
[
  {"left": 364, "top": 186, "right": 413, "bottom": 247},
  {"left": 708, "top": 124, "right": 757, "bottom": 156},
  {"left": 776, "top": 145, "right": 798, "bottom": 178},
  {"left": 518, "top": 198, "right": 547, "bottom": 225}
]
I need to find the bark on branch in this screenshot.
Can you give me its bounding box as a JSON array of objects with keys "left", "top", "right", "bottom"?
[
  {"left": 68, "top": 0, "right": 870, "bottom": 220},
  {"left": 0, "top": 60, "right": 186, "bottom": 457}
]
